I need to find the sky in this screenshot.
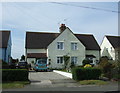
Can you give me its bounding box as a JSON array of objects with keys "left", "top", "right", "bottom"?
[{"left": 0, "top": 1, "right": 118, "bottom": 59}]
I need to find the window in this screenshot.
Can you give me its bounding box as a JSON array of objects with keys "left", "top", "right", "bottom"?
[
  {"left": 57, "top": 57, "right": 63, "bottom": 64},
  {"left": 57, "top": 42, "right": 64, "bottom": 50},
  {"left": 71, "top": 57, "right": 77, "bottom": 64},
  {"left": 71, "top": 43, "right": 77, "bottom": 50}
]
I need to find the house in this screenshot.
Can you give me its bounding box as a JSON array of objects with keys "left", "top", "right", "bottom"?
[
  {"left": 25, "top": 24, "right": 100, "bottom": 69},
  {"left": 101, "top": 35, "right": 120, "bottom": 61},
  {"left": 0, "top": 31, "right": 12, "bottom": 64}
]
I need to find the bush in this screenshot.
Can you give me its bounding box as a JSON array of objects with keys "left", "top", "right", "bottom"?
[
  {"left": 82, "top": 59, "right": 92, "bottom": 66},
  {"left": 84, "top": 64, "right": 92, "bottom": 68},
  {"left": 111, "top": 60, "right": 120, "bottom": 80},
  {"left": 98, "top": 57, "right": 115, "bottom": 79},
  {"left": 2, "top": 61, "right": 10, "bottom": 69},
  {"left": 2, "top": 69, "right": 29, "bottom": 81},
  {"left": 72, "top": 67, "right": 101, "bottom": 81}
]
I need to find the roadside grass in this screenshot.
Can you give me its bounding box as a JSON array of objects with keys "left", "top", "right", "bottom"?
[
  {"left": 58, "top": 69, "right": 67, "bottom": 72},
  {"left": 79, "top": 80, "right": 108, "bottom": 85},
  {"left": 1, "top": 81, "right": 30, "bottom": 89}
]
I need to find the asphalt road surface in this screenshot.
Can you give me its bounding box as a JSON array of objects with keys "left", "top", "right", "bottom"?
[{"left": 2, "top": 71, "right": 119, "bottom": 92}]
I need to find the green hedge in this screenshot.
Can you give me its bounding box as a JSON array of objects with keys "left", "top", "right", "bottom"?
[
  {"left": 2, "top": 69, "right": 29, "bottom": 81},
  {"left": 72, "top": 67, "right": 102, "bottom": 80}
]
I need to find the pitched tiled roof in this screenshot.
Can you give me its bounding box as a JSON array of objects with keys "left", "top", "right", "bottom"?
[
  {"left": 106, "top": 36, "right": 120, "bottom": 48},
  {"left": 75, "top": 34, "right": 100, "bottom": 50},
  {"left": 26, "top": 31, "right": 100, "bottom": 50},
  {"left": 26, "top": 32, "right": 59, "bottom": 49},
  {"left": 0, "top": 31, "right": 10, "bottom": 48}
]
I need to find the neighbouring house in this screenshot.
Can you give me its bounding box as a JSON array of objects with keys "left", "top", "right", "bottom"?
[
  {"left": 101, "top": 35, "right": 120, "bottom": 61},
  {"left": 0, "top": 31, "right": 12, "bottom": 64},
  {"left": 25, "top": 24, "right": 100, "bottom": 69}
]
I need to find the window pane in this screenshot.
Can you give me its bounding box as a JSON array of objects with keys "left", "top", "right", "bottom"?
[
  {"left": 71, "top": 57, "right": 77, "bottom": 64},
  {"left": 71, "top": 43, "right": 77, "bottom": 50},
  {"left": 75, "top": 43, "right": 77, "bottom": 50},
  {"left": 57, "top": 57, "right": 60, "bottom": 63},
  {"left": 57, "top": 42, "right": 64, "bottom": 49},
  {"left": 57, "top": 57, "right": 63, "bottom": 64},
  {"left": 60, "top": 57, "right": 63, "bottom": 63}
]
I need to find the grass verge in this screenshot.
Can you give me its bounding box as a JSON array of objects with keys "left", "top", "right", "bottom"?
[
  {"left": 79, "top": 80, "right": 108, "bottom": 85},
  {"left": 1, "top": 81, "right": 30, "bottom": 89}
]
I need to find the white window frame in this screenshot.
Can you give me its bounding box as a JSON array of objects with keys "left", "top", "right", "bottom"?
[
  {"left": 71, "top": 56, "right": 77, "bottom": 64},
  {"left": 57, "top": 42, "right": 64, "bottom": 50},
  {"left": 71, "top": 43, "right": 78, "bottom": 50},
  {"left": 57, "top": 57, "right": 63, "bottom": 64}
]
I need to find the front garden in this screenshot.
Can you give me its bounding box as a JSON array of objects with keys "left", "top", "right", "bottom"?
[
  {"left": 58, "top": 56, "right": 120, "bottom": 85},
  {"left": 1, "top": 60, "right": 30, "bottom": 89}
]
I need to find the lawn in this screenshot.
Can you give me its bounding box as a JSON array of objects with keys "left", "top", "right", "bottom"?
[
  {"left": 1, "top": 81, "right": 30, "bottom": 89},
  {"left": 79, "top": 80, "right": 108, "bottom": 85}
]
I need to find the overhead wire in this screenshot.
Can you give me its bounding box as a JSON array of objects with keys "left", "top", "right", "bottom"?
[
  {"left": 50, "top": 2, "right": 119, "bottom": 13},
  {"left": 12, "top": 3, "right": 50, "bottom": 29}
]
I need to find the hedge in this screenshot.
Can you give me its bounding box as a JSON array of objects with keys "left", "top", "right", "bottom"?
[
  {"left": 2, "top": 69, "right": 29, "bottom": 81},
  {"left": 72, "top": 67, "right": 102, "bottom": 80}
]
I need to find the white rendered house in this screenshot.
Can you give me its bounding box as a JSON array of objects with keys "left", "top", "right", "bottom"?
[
  {"left": 25, "top": 24, "right": 100, "bottom": 69},
  {"left": 101, "top": 35, "right": 120, "bottom": 61}
]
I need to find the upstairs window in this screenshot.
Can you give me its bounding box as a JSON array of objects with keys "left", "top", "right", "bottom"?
[
  {"left": 57, "top": 57, "right": 63, "bottom": 64},
  {"left": 71, "top": 43, "right": 77, "bottom": 50},
  {"left": 57, "top": 42, "right": 64, "bottom": 50},
  {"left": 71, "top": 57, "right": 77, "bottom": 64}
]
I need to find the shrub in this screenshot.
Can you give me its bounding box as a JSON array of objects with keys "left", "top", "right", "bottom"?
[
  {"left": 111, "top": 60, "right": 120, "bottom": 80},
  {"left": 84, "top": 64, "right": 92, "bottom": 68},
  {"left": 82, "top": 59, "right": 92, "bottom": 66},
  {"left": 98, "top": 57, "right": 115, "bottom": 79},
  {"left": 2, "top": 69, "right": 29, "bottom": 81},
  {"left": 2, "top": 61, "right": 10, "bottom": 69},
  {"left": 72, "top": 67, "right": 101, "bottom": 81}
]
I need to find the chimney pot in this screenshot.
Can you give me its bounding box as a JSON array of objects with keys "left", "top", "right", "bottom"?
[{"left": 59, "top": 24, "right": 66, "bottom": 33}]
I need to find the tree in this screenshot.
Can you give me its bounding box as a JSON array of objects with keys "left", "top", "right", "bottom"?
[
  {"left": 63, "top": 55, "right": 75, "bottom": 72},
  {"left": 20, "top": 55, "right": 25, "bottom": 61},
  {"left": 63, "top": 55, "right": 70, "bottom": 69},
  {"left": 98, "top": 57, "right": 115, "bottom": 79}
]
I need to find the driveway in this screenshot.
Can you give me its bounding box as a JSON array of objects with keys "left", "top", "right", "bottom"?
[
  {"left": 2, "top": 71, "right": 119, "bottom": 92},
  {"left": 28, "top": 71, "right": 78, "bottom": 87}
]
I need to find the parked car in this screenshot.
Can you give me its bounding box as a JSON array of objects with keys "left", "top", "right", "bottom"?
[
  {"left": 34, "top": 59, "right": 48, "bottom": 72},
  {"left": 16, "top": 61, "right": 28, "bottom": 69}
]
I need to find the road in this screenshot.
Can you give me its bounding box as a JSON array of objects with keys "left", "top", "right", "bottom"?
[{"left": 2, "top": 71, "right": 119, "bottom": 92}]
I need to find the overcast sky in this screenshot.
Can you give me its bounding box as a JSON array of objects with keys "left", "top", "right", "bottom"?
[{"left": 1, "top": 2, "right": 118, "bottom": 59}]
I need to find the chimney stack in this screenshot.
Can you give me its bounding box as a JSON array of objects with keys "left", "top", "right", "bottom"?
[{"left": 59, "top": 24, "right": 66, "bottom": 33}]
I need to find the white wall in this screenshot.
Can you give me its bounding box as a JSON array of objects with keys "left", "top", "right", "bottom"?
[
  {"left": 27, "top": 49, "right": 47, "bottom": 53},
  {"left": 27, "top": 58, "right": 36, "bottom": 67},
  {"left": 48, "top": 28, "right": 86, "bottom": 69},
  {"left": 101, "top": 37, "right": 115, "bottom": 60},
  {"left": 26, "top": 49, "right": 47, "bottom": 64}
]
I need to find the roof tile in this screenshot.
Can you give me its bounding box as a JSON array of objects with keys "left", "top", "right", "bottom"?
[
  {"left": 26, "top": 31, "right": 100, "bottom": 50},
  {"left": 0, "top": 31, "right": 10, "bottom": 48},
  {"left": 106, "top": 36, "right": 120, "bottom": 48}
]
